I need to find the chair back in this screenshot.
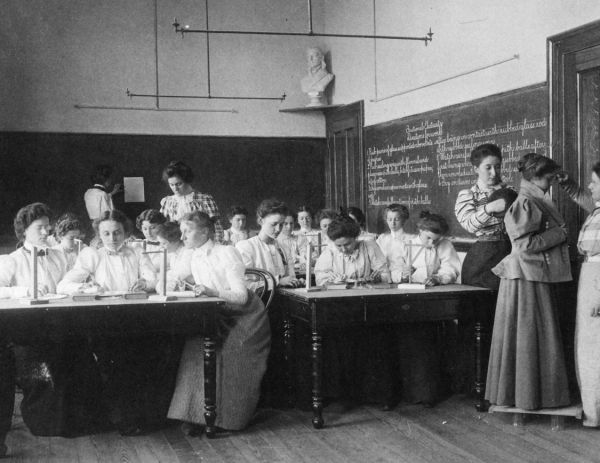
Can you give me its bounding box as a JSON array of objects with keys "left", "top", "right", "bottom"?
[{"left": 244, "top": 268, "right": 277, "bottom": 310}]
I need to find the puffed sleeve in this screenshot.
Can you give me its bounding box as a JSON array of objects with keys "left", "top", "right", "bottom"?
[
  {"left": 314, "top": 247, "right": 336, "bottom": 286},
  {"left": 57, "top": 247, "right": 99, "bottom": 295},
  {"left": 434, "top": 239, "right": 461, "bottom": 285},
  {"left": 455, "top": 188, "right": 493, "bottom": 234},
  {"left": 159, "top": 196, "right": 171, "bottom": 221},
  {"left": 505, "top": 198, "right": 567, "bottom": 254},
  {"left": 365, "top": 241, "right": 391, "bottom": 283},
  {"left": 235, "top": 239, "right": 255, "bottom": 269},
  {"left": 216, "top": 246, "right": 248, "bottom": 306},
  {"left": 0, "top": 255, "right": 27, "bottom": 299}
]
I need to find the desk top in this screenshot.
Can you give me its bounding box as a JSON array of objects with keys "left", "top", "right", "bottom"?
[
  {"left": 278, "top": 284, "right": 494, "bottom": 301},
  {"left": 0, "top": 295, "right": 225, "bottom": 312}
]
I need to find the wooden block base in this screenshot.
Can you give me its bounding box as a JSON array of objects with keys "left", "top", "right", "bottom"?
[
  {"left": 148, "top": 294, "right": 177, "bottom": 302},
  {"left": 19, "top": 298, "right": 49, "bottom": 305}
]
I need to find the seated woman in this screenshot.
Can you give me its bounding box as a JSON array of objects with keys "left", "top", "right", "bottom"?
[
  {"left": 309, "top": 216, "right": 396, "bottom": 406},
  {"left": 277, "top": 211, "right": 301, "bottom": 270},
  {"left": 347, "top": 206, "right": 377, "bottom": 241},
  {"left": 58, "top": 210, "right": 179, "bottom": 435},
  {"left": 0, "top": 203, "right": 104, "bottom": 437},
  {"left": 133, "top": 209, "right": 167, "bottom": 272},
  {"left": 51, "top": 213, "right": 86, "bottom": 271},
  {"left": 236, "top": 199, "right": 303, "bottom": 288},
  {"left": 167, "top": 211, "right": 271, "bottom": 434},
  {"left": 223, "top": 206, "right": 254, "bottom": 245},
  {"left": 376, "top": 204, "right": 415, "bottom": 276}
]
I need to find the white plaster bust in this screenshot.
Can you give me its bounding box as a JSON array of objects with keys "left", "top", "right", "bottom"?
[{"left": 300, "top": 47, "right": 334, "bottom": 107}]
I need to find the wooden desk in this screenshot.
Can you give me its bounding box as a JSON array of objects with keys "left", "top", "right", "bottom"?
[
  {"left": 277, "top": 285, "right": 495, "bottom": 429},
  {"left": 0, "top": 296, "right": 224, "bottom": 437}
]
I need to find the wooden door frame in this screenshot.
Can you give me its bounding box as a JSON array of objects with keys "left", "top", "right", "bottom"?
[{"left": 548, "top": 19, "right": 600, "bottom": 246}]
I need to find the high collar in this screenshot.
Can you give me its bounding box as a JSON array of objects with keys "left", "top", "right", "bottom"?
[
  {"left": 519, "top": 179, "right": 549, "bottom": 200},
  {"left": 475, "top": 180, "right": 505, "bottom": 193},
  {"left": 195, "top": 239, "right": 214, "bottom": 257}
]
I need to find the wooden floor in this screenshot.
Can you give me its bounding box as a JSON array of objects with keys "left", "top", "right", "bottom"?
[{"left": 4, "top": 394, "right": 600, "bottom": 463}]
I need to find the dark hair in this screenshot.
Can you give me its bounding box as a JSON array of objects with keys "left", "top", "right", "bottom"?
[
  {"left": 470, "top": 144, "right": 502, "bottom": 167},
  {"left": 228, "top": 206, "right": 248, "bottom": 220},
  {"left": 180, "top": 211, "right": 215, "bottom": 236},
  {"left": 296, "top": 205, "right": 313, "bottom": 217},
  {"left": 156, "top": 221, "right": 181, "bottom": 243},
  {"left": 14, "top": 202, "right": 53, "bottom": 242},
  {"left": 517, "top": 153, "right": 560, "bottom": 181},
  {"left": 256, "top": 198, "right": 289, "bottom": 220},
  {"left": 55, "top": 213, "right": 84, "bottom": 239},
  {"left": 327, "top": 216, "right": 361, "bottom": 241},
  {"left": 90, "top": 164, "right": 113, "bottom": 185},
  {"left": 284, "top": 211, "right": 298, "bottom": 222},
  {"left": 316, "top": 208, "right": 338, "bottom": 225},
  {"left": 136, "top": 209, "right": 167, "bottom": 231},
  {"left": 416, "top": 211, "right": 449, "bottom": 236},
  {"left": 162, "top": 161, "right": 194, "bottom": 184},
  {"left": 93, "top": 210, "right": 134, "bottom": 237},
  {"left": 487, "top": 188, "right": 518, "bottom": 217},
  {"left": 347, "top": 207, "right": 366, "bottom": 227},
  {"left": 384, "top": 203, "right": 409, "bottom": 221}
]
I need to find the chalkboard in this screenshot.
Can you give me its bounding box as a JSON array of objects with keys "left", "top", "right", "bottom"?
[
  {"left": 0, "top": 132, "right": 326, "bottom": 242},
  {"left": 364, "top": 83, "right": 548, "bottom": 241}
]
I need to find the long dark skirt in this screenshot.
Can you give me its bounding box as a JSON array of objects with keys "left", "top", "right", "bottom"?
[
  {"left": 92, "top": 334, "right": 182, "bottom": 431},
  {"left": 485, "top": 278, "right": 570, "bottom": 409},
  {"left": 461, "top": 239, "right": 510, "bottom": 290},
  {"left": 14, "top": 339, "right": 108, "bottom": 437}
]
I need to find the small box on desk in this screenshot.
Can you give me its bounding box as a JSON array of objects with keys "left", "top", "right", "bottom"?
[
  {"left": 397, "top": 283, "right": 427, "bottom": 291},
  {"left": 72, "top": 293, "right": 97, "bottom": 302},
  {"left": 124, "top": 292, "right": 149, "bottom": 300},
  {"left": 325, "top": 283, "right": 351, "bottom": 290}
]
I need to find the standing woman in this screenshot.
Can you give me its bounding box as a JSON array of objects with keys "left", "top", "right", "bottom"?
[
  {"left": 159, "top": 161, "right": 224, "bottom": 243},
  {"left": 486, "top": 153, "right": 571, "bottom": 410},
  {"left": 455, "top": 144, "right": 513, "bottom": 289},
  {"left": 559, "top": 163, "right": 600, "bottom": 426}
]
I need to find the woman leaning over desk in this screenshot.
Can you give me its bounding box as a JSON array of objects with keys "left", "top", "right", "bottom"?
[
  {"left": 455, "top": 143, "right": 514, "bottom": 289},
  {"left": 485, "top": 153, "right": 571, "bottom": 410},
  {"left": 58, "top": 210, "right": 180, "bottom": 436},
  {"left": 0, "top": 203, "right": 104, "bottom": 439},
  {"left": 558, "top": 162, "right": 600, "bottom": 426},
  {"left": 166, "top": 211, "right": 270, "bottom": 434}
]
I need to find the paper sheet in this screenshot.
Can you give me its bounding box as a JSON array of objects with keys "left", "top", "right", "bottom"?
[{"left": 124, "top": 177, "right": 145, "bottom": 202}]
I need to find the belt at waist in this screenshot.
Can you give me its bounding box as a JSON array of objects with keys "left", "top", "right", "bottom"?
[
  {"left": 584, "top": 254, "right": 600, "bottom": 262},
  {"left": 477, "top": 234, "right": 508, "bottom": 242}
]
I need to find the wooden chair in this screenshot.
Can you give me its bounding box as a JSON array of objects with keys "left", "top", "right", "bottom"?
[{"left": 244, "top": 268, "right": 277, "bottom": 310}]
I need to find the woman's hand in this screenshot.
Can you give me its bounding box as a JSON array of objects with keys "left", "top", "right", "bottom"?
[
  {"left": 590, "top": 306, "right": 600, "bottom": 317},
  {"left": 423, "top": 275, "right": 441, "bottom": 287},
  {"left": 29, "top": 284, "right": 50, "bottom": 297},
  {"left": 555, "top": 171, "right": 570, "bottom": 184},
  {"left": 193, "top": 284, "right": 218, "bottom": 297},
  {"left": 369, "top": 269, "right": 382, "bottom": 283},
  {"left": 485, "top": 199, "right": 506, "bottom": 214},
  {"left": 279, "top": 276, "right": 303, "bottom": 288},
  {"left": 129, "top": 279, "right": 147, "bottom": 292}
]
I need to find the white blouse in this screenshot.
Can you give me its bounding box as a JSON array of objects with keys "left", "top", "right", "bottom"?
[
  {"left": 0, "top": 245, "right": 68, "bottom": 299},
  {"left": 51, "top": 243, "right": 87, "bottom": 271},
  {"left": 57, "top": 245, "right": 156, "bottom": 294},
  {"left": 400, "top": 236, "right": 461, "bottom": 285},
  {"left": 236, "top": 236, "right": 295, "bottom": 284}
]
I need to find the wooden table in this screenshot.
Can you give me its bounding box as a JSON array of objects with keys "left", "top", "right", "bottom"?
[
  {"left": 277, "top": 284, "right": 495, "bottom": 429},
  {"left": 0, "top": 295, "right": 224, "bottom": 437}
]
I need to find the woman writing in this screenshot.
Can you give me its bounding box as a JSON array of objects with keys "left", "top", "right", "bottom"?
[{"left": 485, "top": 153, "right": 571, "bottom": 410}]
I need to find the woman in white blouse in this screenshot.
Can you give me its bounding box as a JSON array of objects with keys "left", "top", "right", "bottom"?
[
  {"left": 167, "top": 211, "right": 270, "bottom": 434},
  {"left": 0, "top": 203, "right": 104, "bottom": 440},
  {"left": 236, "top": 199, "right": 303, "bottom": 288},
  {"left": 58, "top": 210, "right": 179, "bottom": 436}
]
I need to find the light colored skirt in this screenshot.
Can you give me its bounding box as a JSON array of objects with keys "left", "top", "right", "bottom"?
[
  {"left": 485, "top": 278, "right": 569, "bottom": 409},
  {"left": 576, "top": 262, "right": 600, "bottom": 426},
  {"left": 168, "top": 293, "right": 270, "bottom": 430}
]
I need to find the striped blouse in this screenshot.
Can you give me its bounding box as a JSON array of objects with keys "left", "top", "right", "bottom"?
[{"left": 455, "top": 183, "right": 509, "bottom": 238}]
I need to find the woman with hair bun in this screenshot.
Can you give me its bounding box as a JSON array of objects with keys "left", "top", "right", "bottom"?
[{"left": 486, "top": 153, "right": 571, "bottom": 410}]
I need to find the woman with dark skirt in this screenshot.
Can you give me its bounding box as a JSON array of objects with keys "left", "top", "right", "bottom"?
[{"left": 485, "top": 153, "right": 571, "bottom": 410}]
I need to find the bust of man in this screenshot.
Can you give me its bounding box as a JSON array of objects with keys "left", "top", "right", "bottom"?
[{"left": 300, "top": 47, "right": 334, "bottom": 107}]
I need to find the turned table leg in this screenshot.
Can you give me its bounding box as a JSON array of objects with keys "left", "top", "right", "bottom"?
[
  {"left": 203, "top": 336, "right": 217, "bottom": 437},
  {"left": 311, "top": 328, "right": 324, "bottom": 429}
]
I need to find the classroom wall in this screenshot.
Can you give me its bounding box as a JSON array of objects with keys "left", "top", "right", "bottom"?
[{"left": 322, "top": 0, "right": 600, "bottom": 126}]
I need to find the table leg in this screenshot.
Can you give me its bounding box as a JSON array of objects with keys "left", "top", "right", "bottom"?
[
  {"left": 474, "top": 301, "right": 490, "bottom": 412},
  {"left": 0, "top": 344, "right": 14, "bottom": 455},
  {"left": 283, "top": 312, "right": 295, "bottom": 408},
  {"left": 203, "top": 336, "right": 217, "bottom": 437},
  {"left": 311, "top": 327, "right": 324, "bottom": 429}
]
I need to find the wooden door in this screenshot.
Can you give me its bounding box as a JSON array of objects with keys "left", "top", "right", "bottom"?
[
  {"left": 549, "top": 20, "right": 600, "bottom": 257},
  {"left": 324, "top": 101, "right": 365, "bottom": 215}
]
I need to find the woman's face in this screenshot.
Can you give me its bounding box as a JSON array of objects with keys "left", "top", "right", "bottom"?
[
  {"left": 282, "top": 215, "right": 295, "bottom": 236},
  {"left": 532, "top": 172, "right": 556, "bottom": 193},
  {"left": 99, "top": 220, "right": 126, "bottom": 251},
  {"left": 24, "top": 217, "right": 51, "bottom": 247},
  {"left": 180, "top": 220, "right": 209, "bottom": 249},
  {"left": 333, "top": 236, "right": 358, "bottom": 255},
  {"left": 297, "top": 212, "right": 312, "bottom": 230},
  {"left": 60, "top": 229, "right": 82, "bottom": 249},
  {"left": 157, "top": 235, "right": 180, "bottom": 253},
  {"left": 319, "top": 218, "right": 332, "bottom": 232},
  {"left": 418, "top": 230, "right": 442, "bottom": 249},
  {"left": 259, "top": 213, "right": 285, "bottom": 240},
  {"left": 230, "top": 214, "right": 246, "bottom": 232},
  {"left": 168, "top": 175, "right": 191, "bottom": 197},
  {"left": 589, "top": 172, "right": 600, "bottom": 202},
  {"left": 386, "top": 211, "right": 405, "bottom": 232},
  {"left": 141, "top": 220, "right": 160, "bottom": 240},
  {"left": 474, "top": 155, "right": 502, "bottom": 188}
]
